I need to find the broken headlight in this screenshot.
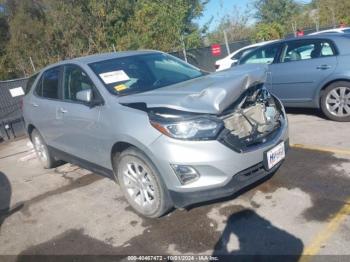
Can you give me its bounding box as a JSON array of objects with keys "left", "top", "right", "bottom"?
[{"left": 150, "top": 116, "right": 223, "bottom": 140}]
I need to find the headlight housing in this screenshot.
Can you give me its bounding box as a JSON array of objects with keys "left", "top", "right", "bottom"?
[{"left": 150, "top": 116, "right": 223, "bottom": 140}]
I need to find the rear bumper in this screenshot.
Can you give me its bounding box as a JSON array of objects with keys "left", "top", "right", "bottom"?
[{"left": 169, "top": 156, "right": 285, "bottom": 208}]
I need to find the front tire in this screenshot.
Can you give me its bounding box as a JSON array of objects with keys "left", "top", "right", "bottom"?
[
  {"left": 116, "top": 147, "right": 172, "bottom": 218},
  {"left": 321, "top": 81, "right": 350, "bottom": 122},
  {"left": 31, "top": 129, "right": 57, "bottom": 169}
]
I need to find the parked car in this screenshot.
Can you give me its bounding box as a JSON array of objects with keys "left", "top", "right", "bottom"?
[
  {"left": 309, "top": 27, "right": 350, "bottom": 35},
  {"left": 238, "top": 34, "right": 350, "bottom": 121},
  {"left": 215, "top": 40, "right": 277, "bottom": 71},
  {"left": 23, "top": 51, "right": 288, "bottom": 218}
]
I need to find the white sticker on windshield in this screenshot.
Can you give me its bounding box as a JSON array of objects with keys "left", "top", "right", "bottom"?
[{"left": 99, "top": 70, "right": 129, "bottom": 84}]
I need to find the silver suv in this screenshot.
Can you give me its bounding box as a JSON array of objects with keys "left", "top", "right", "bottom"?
[{"left": 23, "top": 51, "right": 289, "bottom": 218}]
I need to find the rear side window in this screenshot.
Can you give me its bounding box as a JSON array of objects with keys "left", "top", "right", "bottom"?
[
  {"left": 36, "top": 67, "right": 61, "bottom": 99},
  {"left": 25, "top": 73, "right": 39, "bottom": 95},
  {"left": 280, "top": 40, "right": 336, "bottom": 63}
]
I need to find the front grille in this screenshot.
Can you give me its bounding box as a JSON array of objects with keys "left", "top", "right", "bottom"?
[{"left": 217, "top": 120, "right": 282, "bottom": 152}]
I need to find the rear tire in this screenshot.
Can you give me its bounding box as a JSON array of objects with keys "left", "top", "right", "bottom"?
[
  {"left": 115, "top": 147, "right": 172, "bottom": 218},
  {"left": 321, "top": 81, "right": 350, "bottom": 122},
  {"left": 31, "top": 129, "right": 57, "bottom": 169}
]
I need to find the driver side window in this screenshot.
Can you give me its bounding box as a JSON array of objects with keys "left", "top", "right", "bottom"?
[{"left": 63, "top": 65, "right": 94, "bottom": 102}]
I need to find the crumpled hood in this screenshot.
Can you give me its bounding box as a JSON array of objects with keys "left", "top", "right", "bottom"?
[{"left": 117, "top": 64, "right": 267, "bottom": 114}]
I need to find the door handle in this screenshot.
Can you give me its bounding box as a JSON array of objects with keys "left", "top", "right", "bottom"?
[
  {"left": 31, "top": 102, "right": 39, "bottom": 107},
  {"left": 59, "top": 108, "right": 68, "bottom": 113},
  {"left": 316, "top": 65, "right": 331, "bottom": 70}
]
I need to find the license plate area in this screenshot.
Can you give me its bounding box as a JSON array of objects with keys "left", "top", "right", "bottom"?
[{"left": 264, "top": 142, "right": 285, "bottom": 170}]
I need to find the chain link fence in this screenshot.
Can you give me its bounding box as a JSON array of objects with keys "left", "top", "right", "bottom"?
[{"left": 0, "top": 78, "right": 28, "bottom": 141}]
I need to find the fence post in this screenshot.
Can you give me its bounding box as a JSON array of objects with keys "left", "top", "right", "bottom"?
[
  {"left": 181, "top": 35, "right": 188, "bottom": 63},
  {"left": 29, "top": 57, "right": 36, "bottom": 72},
  {"left": 223, "top": 30, "right": 230, "bottom": 55}
]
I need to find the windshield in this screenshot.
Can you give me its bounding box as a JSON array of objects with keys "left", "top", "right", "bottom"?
[{"left": 89, "top": 53, "right": 205, "bottom": 96}]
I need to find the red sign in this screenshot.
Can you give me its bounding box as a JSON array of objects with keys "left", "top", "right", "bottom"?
[
  {"left": 296, "top": 29, "right": 304, "bottom": 37},
  {"left": 211, "top": 44, "right": 221, "bottom": 56}
]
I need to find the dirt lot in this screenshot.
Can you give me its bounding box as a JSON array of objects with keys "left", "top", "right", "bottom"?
[{"left": 0, "top": 109, "right": 349, "bottom": 261}]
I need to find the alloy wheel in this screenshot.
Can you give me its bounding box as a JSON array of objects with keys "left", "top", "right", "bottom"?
[
  {"left": 325, "top": 86, "right": 350, "bottom": 117},
  {"left": 121, "top": 160, "right": 158, "bottom": 211}
]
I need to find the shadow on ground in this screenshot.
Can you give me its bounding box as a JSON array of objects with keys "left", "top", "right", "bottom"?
[
  {"left": 285, "top": 108, "right": 326, "bottom": 119},
  {"left": 213, "top": 209, "right": 303, "bottom": 261},
  {"left": 0, "top": 171, "right": 23, "bottom": 231},
  {"left": 17, "top": 206, "right": 303, "bottom": 261}
]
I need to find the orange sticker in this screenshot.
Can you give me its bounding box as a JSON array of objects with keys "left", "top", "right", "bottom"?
[{"left": 114, "top": 84, "right": 128, "bottom": 92}]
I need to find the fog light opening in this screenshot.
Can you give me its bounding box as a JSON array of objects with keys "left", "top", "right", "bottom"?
[{"left": 171, "top": 164, "right": 200, "bottom": 185}]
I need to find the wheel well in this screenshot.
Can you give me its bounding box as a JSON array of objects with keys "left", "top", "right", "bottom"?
[
  {"left": 319, "top": 79, "right": 350, "bottom": 101},
  {"left": 111, "top": 142, "right": 133, "bottom": 172}
]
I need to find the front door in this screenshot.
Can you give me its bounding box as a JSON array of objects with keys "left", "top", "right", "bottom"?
[{"left": 57, "top": 64, "right": 104, "bottom": 166}]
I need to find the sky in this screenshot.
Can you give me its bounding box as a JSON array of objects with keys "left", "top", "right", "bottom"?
[{"left": 196, "top": 0, "right": 312, "bottom": 32}]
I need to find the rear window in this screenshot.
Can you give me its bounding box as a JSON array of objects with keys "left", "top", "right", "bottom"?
[{"left": 35, "top": 67, "right": 61, "bottom": 99}]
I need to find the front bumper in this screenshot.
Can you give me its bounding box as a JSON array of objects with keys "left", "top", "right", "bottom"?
[
  {"left": 169, "top": 141, "right": 288, "bottom": 207},
  {"left": 147, "top": 116, "right": 289, "bottom": 208}
]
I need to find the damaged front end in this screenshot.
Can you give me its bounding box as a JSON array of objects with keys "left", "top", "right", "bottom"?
[
  {"left": 218, "top": 84, "right": 284, "bottom": 152},
  {"left": 146, "top": 84, "right": 284, "bottom": 152}
]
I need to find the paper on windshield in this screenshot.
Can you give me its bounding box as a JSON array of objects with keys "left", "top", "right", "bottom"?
[{"left": 99, "top": 70, "right": 130, "bottom": 84}]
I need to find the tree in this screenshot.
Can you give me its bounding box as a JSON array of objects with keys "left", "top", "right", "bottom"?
[
  {"left": 207, "top": 6, "right": 253, "bottom": 44},
  {"left": 254, "top": 0, "right": 301, "bottom": 32},
  {"left": 0, "top": 0, "right": 207, "bottom": 80},
  {"left": 117, "top": 0, "right": 206, "bottom": 51},
  {"left": 310, "top": 0, "right": 350, "bottom": 28},
  {"left": 253, "top": 22, "right": 284, "bottom": 41}
]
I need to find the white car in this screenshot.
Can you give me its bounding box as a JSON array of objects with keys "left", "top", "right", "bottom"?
[
  {"left": 215, "top": 40, "right": 277, "bottom": 71},
  {"left": 309, "top": 27, "right": 350, "bottom": 35}
]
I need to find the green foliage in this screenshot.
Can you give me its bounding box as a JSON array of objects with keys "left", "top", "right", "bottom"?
[
  {"left": 0, "top": 0, "right": 206, "bottom": 80},
  {"left": 207, "top": 6, "right": 253, "bottom": 44},
  {"left": 254, "top": 0, "right": 301, "bottom": 27},
  {"left": 310, "top": 0, "right": 350, "bottom": 28},
  {"left": 253, "top": 22, "right": 284, "bottom": 42}
]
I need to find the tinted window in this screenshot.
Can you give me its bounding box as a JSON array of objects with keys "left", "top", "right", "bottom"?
[
  {"left": 63, "top": 65, "right": 94, "bottom": 101},
  {"left": 25, "top": 73, "right": 39, "bottom": 95},
  {"left": 36, "top": 67, "right": 60, "bottom": 99},
  {"left": 239, "top": 45, "right": 279, "bottom": 65},
  {"left": 89, "top": 53, "right": 205, "bottom": 96},
  {"left": 281, "top": 40, "right": 335, "bottom": 63}
]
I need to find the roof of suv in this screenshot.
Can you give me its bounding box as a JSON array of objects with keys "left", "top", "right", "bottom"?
[
  {"left": 71, "top": 50, "right": 161, "bottom": 64},
  {"left": 42, "top": 50, "right": 161, "bottom": 71}
]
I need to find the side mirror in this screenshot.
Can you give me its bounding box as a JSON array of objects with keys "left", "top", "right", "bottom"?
[{"left": 76, "top": 89, "right": 92, "bottom": 103}]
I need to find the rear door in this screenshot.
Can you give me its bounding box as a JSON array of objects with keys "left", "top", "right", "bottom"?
[
  {"left": 29, "top": 66, "right": 64, "bottom": 148},
  {"left": 268, "top": 39, "right": 338, "bottom": 106}
]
